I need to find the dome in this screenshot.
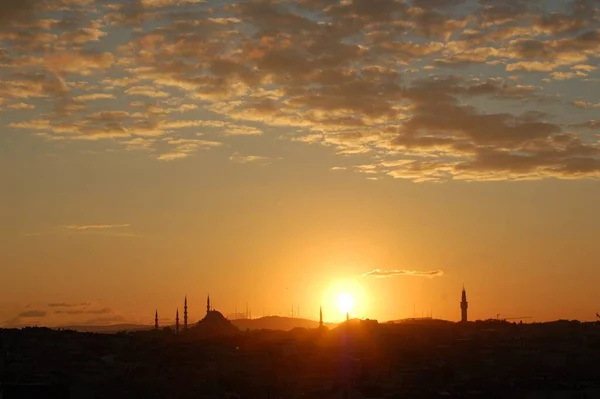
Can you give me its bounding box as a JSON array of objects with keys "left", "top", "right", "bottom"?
[
  {"left": 203, "top": 310, "right": 227, "bottom": 323},
  {"left": 192, "top": 309, "right": 239, "bottom": 336}
]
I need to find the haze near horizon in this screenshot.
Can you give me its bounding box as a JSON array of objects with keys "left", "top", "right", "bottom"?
[{"left": 1, "top": 0, "right": 600, "bottom": 328}]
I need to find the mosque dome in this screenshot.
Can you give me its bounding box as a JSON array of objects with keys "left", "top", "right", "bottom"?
[
  {"left": 202, "top": 310, "right": 227, "bottom": 323},
  {"left": 193, "top": 306, "right": 238, "bottom": 336}
]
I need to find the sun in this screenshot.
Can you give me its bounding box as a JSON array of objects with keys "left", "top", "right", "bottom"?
[
  {"left": 337, "top": 292, "right": 355, "bottom": 314},
  {"left": 322, "top": 278, "right": 368, "bottom": 321}
]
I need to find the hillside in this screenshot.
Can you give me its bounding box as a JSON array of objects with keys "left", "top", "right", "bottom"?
[{"left": 231, "top": 316, "right": 336, "bottom": 331}]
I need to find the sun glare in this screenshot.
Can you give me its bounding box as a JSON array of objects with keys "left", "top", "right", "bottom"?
[
  {"left": 337, "top": 292, "right": 355, "bottom": 314},
  {"left": 323, "top": 278, "right": 368, "bottom": 321}
]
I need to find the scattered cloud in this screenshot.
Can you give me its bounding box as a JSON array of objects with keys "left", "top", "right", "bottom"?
[
  {"left": 0, "top": 0, "right": 599, "bottom": 182},
  {"left": 17, "top": 310, "right": 47, "bottom": 318},
  {"left": 2, "top": 301, "right": 132, "bottom": 328},
  {"left": 157, "top": 138, "right": 222, "bottom": 161},
  {"left": 573, "top": 101, "right": 600, "bottom": 109},
  {"left": 63, "top": 224, "right": 130, "bottom": 231},
  {"left": 363, "top": 269, "right": 444, "bottom": 278},
  {"left": 73, "top": 93, "right": 115, "bottom": 102},
  {"left": 48, "top": 302, "right": 91, "bottom": 308},
  {"left": 8, "top": 102, "right": 35, "bottom": 110},
  {"left": 157, "top": 152, "right": 189, "bottom": 161},
  {"left": 229, "top": 153, "right": 271, "bottom": 164},
  {"left": 54, "top": 307, "right": 113, "bottom": 315},
  {"left": 124, "top": 86, "right": 169, "bottom": 98}
]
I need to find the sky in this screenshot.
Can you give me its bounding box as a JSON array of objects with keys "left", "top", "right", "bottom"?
[{"left": 1, "top": 0, "right": 600, "bottom": 327}]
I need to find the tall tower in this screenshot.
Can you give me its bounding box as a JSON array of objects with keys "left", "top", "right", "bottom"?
[
  {"left": 183, "top": 296, "right": 188, "bottom": 330},
  {"left": 175, "top": 309, "right": 180, "bottom": 334},
  {"left": 206, "top": 295, "right": 211, "bottom": 314},
  {"left": 319, "top": 306, "right": 323, "bottom": 327},
  {"left": 460, "top": 285, "right": 468, "bottom": 323},
  {"left": 155, "top": 310, "right": 159, "bottom": 330}
]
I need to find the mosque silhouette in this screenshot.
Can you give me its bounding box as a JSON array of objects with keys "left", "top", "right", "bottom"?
[{"left": 154, "top": 295, "right": 237, "bottom": 336}]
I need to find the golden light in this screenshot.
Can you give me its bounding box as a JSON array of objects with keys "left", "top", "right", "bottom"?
[
  {"left": 322, "top": 278, "right": 368, "bottom": 321},
  {"left": 337, "top": 292, "right": 355, "bottom": 314}
]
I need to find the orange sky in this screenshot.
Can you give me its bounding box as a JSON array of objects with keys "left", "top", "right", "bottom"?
[{"left": 1, "top": 0, "right": 600, "bottom": 327}]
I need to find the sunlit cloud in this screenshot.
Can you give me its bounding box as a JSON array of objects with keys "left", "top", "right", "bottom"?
[
  {"left": 73, "top": 93, "right": 115, "bottom": 102},
  {"left": 157, "top": 152, "right": 189, "bottom": 161},
  {"left": 363, "top": 269, "right": 444, "bottom": 278},
  {"left": 229, "top": 153, "right": 271, "bottom": 164},
  {"left": 8, "top": 102, "right": 35, "bottom": 109},
  {"left": 63, "top": 224, "right": 130, "bottom": 231},
  {"left": 157, "top": 138, "right": 222, "bottom": 161},
  {"left": 0, "top": 0, "right": 599, "bottom": 182}
]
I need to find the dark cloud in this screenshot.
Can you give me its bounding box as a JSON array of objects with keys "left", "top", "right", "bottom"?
[
  {"left": 378, "top": 75, "right": 600, "bottom": 181},
  {"left": 54, "top": 307, "right": 112, "bottom": 315},
  {"left": 17, "top": 310, "right": 47, "bottom": 318},
  {"left": 48, "top": 302, "right": 91, "bottom": 307},
  {"left": 475, "top": 0, "right": 542, "bottom": 27},
  {"left": 0, "top": 0, "right": 37, "bottom": 23},
  {"left": 534, "top": 0, "right": 599, "bottom": 35},
  {"left": 412, "top": 0, "right": 467, "bottom": 9},
  {"left": 363, "top": 269, "right": 444, "bottom": 278},
  {"left": 570, "top": 120, "right": 600, "bottom": 129}
]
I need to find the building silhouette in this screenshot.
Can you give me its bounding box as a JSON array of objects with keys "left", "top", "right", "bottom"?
[
  {"left": 319, "top": 306, "right": 323, "bottom": 328},
  {"left": 156, "top": 294, "right": 236, "bottom": 336},
  {"left": 196, "top": 295, "right": 238, "bottom": 336},
  {"left": 461, "top": 285, "right": 468, "bottom": 323},
  {"left": 183, "top": 296, "right": 188, "bottom": 330}
]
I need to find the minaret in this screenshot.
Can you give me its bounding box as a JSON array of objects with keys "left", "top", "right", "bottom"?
[
  {"left": 461, "top": 285, "right": 468, "bottom": 323},
  {"left": 155, "top": 310, "right": 159, "bottom": 330},
  {"left": 175, "top": 309, "right": 180, "bottom": 334},
  {"left": 183, "top": 296, "right": 188, "bottom": 330},
  {"left": 346, "top": 312, "right": 349, "bottom": 322},
  {"left": 207, "top": 295, "right": 211, "bottom": 314},
  {"left": 319, "top": 306, "right": 323, "bottom": 328}
]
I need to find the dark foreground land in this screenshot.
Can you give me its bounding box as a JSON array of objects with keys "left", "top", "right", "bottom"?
[{"left": 1, "top": 319, "right": 600, "bottom": 398}]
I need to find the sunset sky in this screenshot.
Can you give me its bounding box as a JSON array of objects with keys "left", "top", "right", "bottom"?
[{"left": 2, "top": 0, "right": 600, "bottom": 327}]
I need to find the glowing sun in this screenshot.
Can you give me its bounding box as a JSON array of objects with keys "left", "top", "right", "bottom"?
[
  {"left": 337, "top": 292, "right": 355, "bottom": 314},
  {"left": 322, "top": 278, "right": 368, "bottom": 321}
]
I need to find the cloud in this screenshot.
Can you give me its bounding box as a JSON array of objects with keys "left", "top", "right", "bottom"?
[
  {"left": 229, "top": 153, "right": 272, "bottom": 164},
  {"left": 63, "top": 224, "right": 130, "bottom": 231},
  {"left": 0, "top": 0, "right": 38, "bottom": 25},
  {"left": 124, "top": 86, "right": 169, "bottom": 98},
  {"left": 18, "top": 310, "right": 47, "bottom": 318},
  {"left": 157, "top": 138, "right": 222, "bottom": 161},
  {"left": 363, "top": 269, "right": 444, "bottom": 278},
  {"left": 48, "top": 302, "right": 91, "bottom": 308},
  {"left": 157, "top": 152, "right": 189, "bottom": 161},
  {"left": 73, "top": 93, "right": 115, "bottom": 102},
  {"left": 1, "top": 0, "right": 600, "bottom": 182},
  {"left": 2, "top": 302, "right": 129, "bottom": 327},
  {"left": 573, "top": 101, "right": 600, "bottom": 108},
  {"left": 54, "top": 307, "right": 112, "bottom": 315},
  {"left": 8, "top": 102, "right": 35, "bottom": 110}
]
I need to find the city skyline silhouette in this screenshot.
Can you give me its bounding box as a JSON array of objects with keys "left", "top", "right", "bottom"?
[
  {"left": 1, "top": 0, "right": 600, "bottom": 328},
  {"left": 2, "top": 0, "right": 600, "bottom": 396}
]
